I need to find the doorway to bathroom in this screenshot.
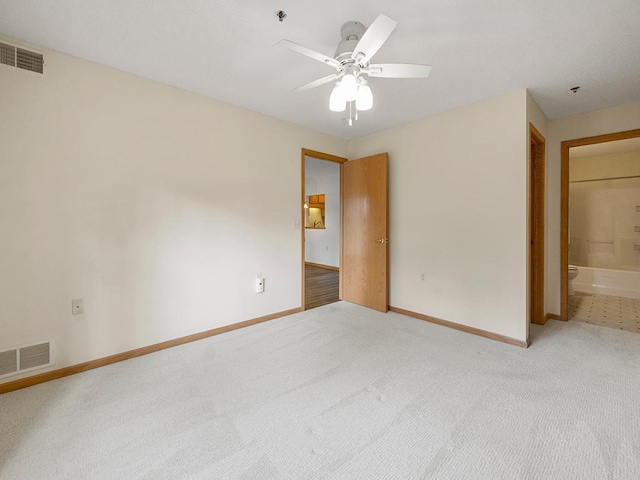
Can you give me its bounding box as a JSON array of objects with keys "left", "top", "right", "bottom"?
[{"left": 561, "top": 129, "right": 640, "bottom": 333}]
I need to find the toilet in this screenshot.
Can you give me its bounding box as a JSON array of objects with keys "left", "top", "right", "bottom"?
[{"left": 568, "top": 265, "right": 579, "bottom": 295}]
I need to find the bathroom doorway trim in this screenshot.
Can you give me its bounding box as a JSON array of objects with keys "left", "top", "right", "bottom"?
[{"left": 560, "top": 128, "right": 640, "bottom": 320}]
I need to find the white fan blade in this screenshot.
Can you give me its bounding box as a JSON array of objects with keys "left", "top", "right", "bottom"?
[
  {"left": 277, "top": 39, "right": 341, "bottom": 69},
  {"left": 367, "top": 63, "right": 432, "bottom": 78},
  {"left": 351, "top": 14, "right": 397, "bottom": 63},
  {"left": 296, "top": 73, "right": 343, "bottom": 92}
]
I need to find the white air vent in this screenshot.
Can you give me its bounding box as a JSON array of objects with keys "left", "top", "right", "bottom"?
[
  {"left": 0, "top": 341, "right": 54, "bottom": 380},
  {"left": 0, "top": 349, "right": 18, "bottom": 376},
  {"left": 0, "top": 42, "right": 16, "bottom": 67},
  {"left": 0, "top": 41, "right": 44, "bottom": 74}
]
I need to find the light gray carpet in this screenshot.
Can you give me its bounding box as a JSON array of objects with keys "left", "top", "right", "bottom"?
[{"left": 1, "top": 302, "right": 639, "bottom": 479}]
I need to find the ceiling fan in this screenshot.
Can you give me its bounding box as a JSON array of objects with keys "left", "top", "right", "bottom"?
[{"left": 278, "top": 14, "right": 431, "bottom": 122}]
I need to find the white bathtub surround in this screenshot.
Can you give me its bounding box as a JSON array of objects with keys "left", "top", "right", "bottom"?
[
  {"left": 569, "top": 178, "right": 640, "bottom": 272},
  {"left": 569, "top": 292, "right": 640, "bottom": 334},
  {"left": 573, "top": 266, "right": 640, "bottom": 299}
]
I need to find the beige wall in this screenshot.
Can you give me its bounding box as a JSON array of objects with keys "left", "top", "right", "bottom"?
[
  {"left": 349, "top": 90, "right": 529, "bottom": 342},
  {"left": 304, "top": 157, "right": 341, "bottom": 267},
  {"left": 546, "top": 102, "right": 640, "bottom": 315},
  {"left": 527, "top": 91, "right": 549, "bottom": 141},
  {"left": 570, "top": 150, "right": 640, "bottom": 182},
  {"left": 0, "top": 39, "right": 347, "bottom": 383},
  {"left": 526, "top": 92, "right": 549, "bottom": 337},
  {"left": 7, "top": 32, "right": 638, "bottom": 382}
]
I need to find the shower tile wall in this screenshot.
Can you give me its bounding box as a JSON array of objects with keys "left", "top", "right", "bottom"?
[{"left": 569, "top": 179, "right": 640, "bottom": 271}]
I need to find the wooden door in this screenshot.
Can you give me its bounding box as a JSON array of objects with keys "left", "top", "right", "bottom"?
[
  {"left": 341, "top": 153, "right": 389, "bottom": 312},
  {"left": 529, "top": 124, "right": 545, "bottom": 324}
]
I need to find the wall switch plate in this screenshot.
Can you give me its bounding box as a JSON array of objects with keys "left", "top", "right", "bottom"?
[{"left": 72, "top": 299, "right": 84, "bottom": 315}]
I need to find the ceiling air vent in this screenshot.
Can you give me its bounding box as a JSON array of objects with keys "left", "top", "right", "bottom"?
[
  {"left": 0, "top": 41, "right": 44, "bottom": 74},
  {"left": 0, "top": 341, "right": 54, "bottom": 380}
]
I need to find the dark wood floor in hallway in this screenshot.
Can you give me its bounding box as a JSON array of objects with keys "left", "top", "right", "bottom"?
[{"left": 305, "top": 264, "right": 339, "bottom": 310}]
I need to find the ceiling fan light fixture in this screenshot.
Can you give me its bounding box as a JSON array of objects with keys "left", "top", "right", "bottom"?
[
  {"left": 278, "top": 13, "right": 431, "bottom": 126},
  {"left": 329, "top": 84, "right": 346, "bottom": 112},
  {"left": 356, "top": 82, "right": 373, "bottom": 111},
  {"left": 340, "top": 68, "right": 358, "bottom": 101}
]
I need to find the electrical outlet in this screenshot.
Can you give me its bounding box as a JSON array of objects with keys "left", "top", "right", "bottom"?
[
  {"left": 72, "top": 298, "right": 84, "bottom": 315},
  {"left": 420, "top": 273, "right": 426, "bottom": 283},
  {"left": 256, "top": 277, "right": 265, "bottom": 293}
]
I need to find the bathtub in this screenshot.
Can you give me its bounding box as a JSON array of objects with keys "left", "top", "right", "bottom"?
[{"left": 572, "top": 266, "right": 640, "bottom": 299}]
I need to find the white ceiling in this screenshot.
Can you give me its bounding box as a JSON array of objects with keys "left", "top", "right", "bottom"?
[{"left": 1, "top": 0, "right": 639, "bottom": 140}]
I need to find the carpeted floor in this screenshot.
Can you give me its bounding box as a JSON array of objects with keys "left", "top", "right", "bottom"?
[{"left": 1, "top": 302, "right": 639, "bottom": 479}]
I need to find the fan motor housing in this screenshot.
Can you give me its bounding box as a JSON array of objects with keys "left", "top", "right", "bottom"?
[{"left": 335, "top": 21, "right": 367, "bottom": 61}]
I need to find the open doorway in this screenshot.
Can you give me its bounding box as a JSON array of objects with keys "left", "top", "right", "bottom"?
[
  {"left": 301, "top": 149, "right": 346, "bottom": 310},
  {"left": 561, "top": 129, "right": 640, "bottom": 333}
]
